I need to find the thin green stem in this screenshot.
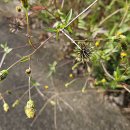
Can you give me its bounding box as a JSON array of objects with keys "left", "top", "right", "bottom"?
[
  {"left": 25, "top": 9, "right": 35, "bottom": 49},
  {"left": 28, "top": 76, "right": 31, "bottom": 99}
]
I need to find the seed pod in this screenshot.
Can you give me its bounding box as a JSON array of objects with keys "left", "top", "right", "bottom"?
[
  {"left": 0, "top": 70, "right": 9, "bottom": 81},
  {"left": 25, "top": 68, "right": 31, "bottom": 75},
  {"left": 3, "top": 102, "right": 9, "bottom": 112},
  {"left": 20, "top": 0, "right": 29, "bottom": 9},
  {"left": 25, "top": 107, "right": 35, "bottom": 118},
  {"left": 26, "top": 99, "right": 34, "bottom": 108},
  {"left": 24, "top": 99, "right": 35, "bottom": 118},
  {"left": 16, "top": 6, "right": 22, "bottom": 12}
]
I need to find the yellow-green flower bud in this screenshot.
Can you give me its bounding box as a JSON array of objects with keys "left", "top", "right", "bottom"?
[
  {"left": 25, "top": 68, "right": 31, "bottom": 75},
  {"left": 24, "top": 99, "right": 35, "bottom": 118},
  {"left": 25, "top": 107, "right": 35, "bottom": 118},
  {"left": 3, "top": 102, "right": 9, "bottom": 112},
  {"left": 95, "top": 41, "right": 100, "bottom": 47},
  {"left": 44, "top": 85, "right": 49, "bottom": 89},
  {"left": 69, "top": 73, "right": 73, "bottom": 78},
  {"left": 101, "top": 78, "right": 106, "bottom": 83},
  {"left": 120, "top": 52, "right": 127, "bottom": 58},
  {"left": 0, "top": 70, "right": 8, "bottom": 81},
  {"left": 16, "top": 6, "right": 22, "bottom": 12},
  {"left": 12, "top": 99, "right": 19, "bottom": 108},
  {"left": 26, "top": 99, "right": 35, "bottom": 108},
  {"left": 119, "top": 35, "right": 126, "bottom": 40}
]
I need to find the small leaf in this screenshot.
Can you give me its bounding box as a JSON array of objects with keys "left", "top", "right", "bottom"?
[
  {"left": 120, "top": 76, "right": 129, "bottom": 81},
  {"left": 31, "top": 79, "right": 40, "bottom": 87},
  {"left": 20, "top": 56, "right": 29, "bottom": 63},
  {"left": 65, "top": 9, "right": 72, "bottom": 24},
  {"left": 113, "top": 67, "right": 121, "bottom": 80},
  {"left": 46, "top": 28, "right": 57, "bottom": 33}
]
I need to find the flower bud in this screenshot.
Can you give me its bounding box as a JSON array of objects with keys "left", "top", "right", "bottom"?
[
  {"left": 3, "top": 102, "right": 9, "bottom": 112},
  {"left": 95, "top": 41, "right": 100, "bottom": 47},
  {"left": 25, "top": 68, "right": 31, "bottom": 75},
  {"left": 25, "top": 107, "right": 35, "bottom": 118},
  {"left": 26, "top": 99, "right": 34, "bottom": 108},
  {"left": 25, "top": 99, "right": 35, "bottom": 118},
  {"left": 119, "top": 35, "right": 126, "bottom": 40},
  {"left": 101, "top": 78, "right": 106, "bottom": 83},
  {"left": 120, "top": 52, "right": 127, "bottom": 58},
  {"left": 16, "top": 6, "right": 22, "bottom": 12},
  {"left": 0, "top": 70, "right": 8, "bottom": 81},
  {"left": 12, "top": 100, "right": 19, "bottom": 108},
  {"left": 69, "top": 73, "right": 73, "bottom": 78}
]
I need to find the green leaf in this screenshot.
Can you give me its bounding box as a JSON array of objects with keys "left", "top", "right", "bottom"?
[
  {"left": 120, "top": 75, "right": 129, "bottom": 81},
  {"left": 46, "top": 28, "right": 57, "bottom": 33},
  {"left": 20, "top": 56, "right": 30, "bottom": 63},
  {"left": 0, "top": 43, "right": 12, "bottom": 54},
  {"left": 31, "top": 78, "right": 40, "bottom": 87},
  {"left": 113, "top": 67, "right": 121, "bottom": 80},
  {"left": 110, "top": 81, "right": 118, "bottom": 89},
  {"left": 65, "top": 9, "right": 72, "bottom": 24},
  {"left": 48, "top": 61, "right": 57, "bottom": 77}
]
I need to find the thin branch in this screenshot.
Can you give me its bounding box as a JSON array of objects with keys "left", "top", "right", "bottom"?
[
  {"left": 58, "top": 97, "right": 74, "bottom": 111},
  {"left": 0, "top": 53, "right": 7, "bottom": 68},
  {"left": 99, "top": 9, "right": 122, "bottom": 26},
  {"left": 65, "top": 0, "right": 98, "bottom": 28},
  {"left": 119, "top": 0, "right": 129, "bottom": 26},
  {"left": 54, "top": 98, "right": 57, "bottom": 130},
  {"left": 123, "top": 86, "right": 130, "bottom": 93},
  {"left": 31, "top": 94, "right": 57, "bottom": 126},
  {"left": 100, "top": 60, "right": 115, "bottom": 80},
  {"left": 60, "top": 29, "right": 81, "bottom": 49},
  {"left": 7, "top": 34, "right": 55, "bottom": 70}
]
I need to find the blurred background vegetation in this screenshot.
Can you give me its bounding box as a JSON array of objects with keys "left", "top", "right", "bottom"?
[{"left": 1, "top": 0, "right": 130, "bottom": 93}]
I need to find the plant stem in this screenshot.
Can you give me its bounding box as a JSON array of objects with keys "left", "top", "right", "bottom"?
[
  {"left": 25, "top": 9, "right": 35, "bottom": 49},
  {"left": 61, "top": 29, "right": 81, "bottom": 49},
  {"left": 28, "top": 57, "right": 31, "bottom": 100},
  {"left": 0, "top": 53, "right": 7, "bottom": 68},
  {"left": 65, "top": 0, "right": 98, "bottom": 28},
  {"left": 60, "top": 0, "right": 98, "bottom": 50},
  {"left": 28, "top": 76, "right": 31, "bottom": 99},
  {"left": 7, "top": 34, "right": 55, "bottom": 71},
  {"left": 6, "top": 0, "right": 98, "bottom": 71},
  {"left": 100, "top": 60, "right": 115, "bottom": 80}
]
